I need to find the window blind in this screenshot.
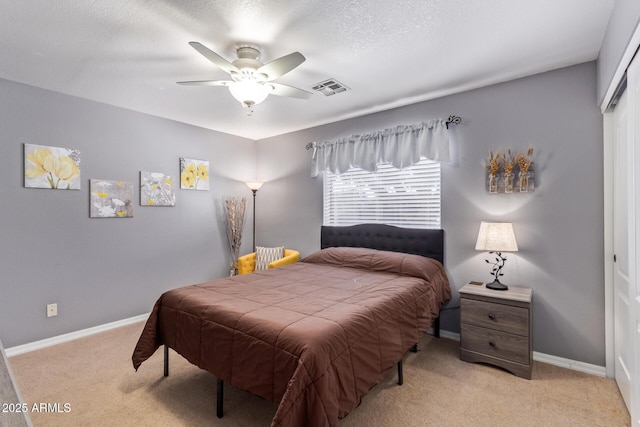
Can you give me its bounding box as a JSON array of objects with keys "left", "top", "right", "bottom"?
[{"left": 323, "top": 159, "right": 441, "bottom": 229}]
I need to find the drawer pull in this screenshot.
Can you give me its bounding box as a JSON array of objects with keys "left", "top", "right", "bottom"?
[
  {"left": 489, "top": 340, "right": 496, "bottom": 347},
  {"left": 488, "top": 313, "right": 496, "bottom": 320}
]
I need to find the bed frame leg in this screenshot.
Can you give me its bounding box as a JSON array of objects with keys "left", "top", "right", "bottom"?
[
  {"left": 433, "top": 316, "right": 440, "bottom": 338},
  {"left": 163, "top": 345, "right": 169, "bottom": 377},
  {"left": 397, "top": 360, "right": 403, "bottom": 386},
  {"left": 217, "top": 379, "right": 224, "bottom": 418},
  {"left": 411, "top": 343, "right": 418, "bottom": 353}
]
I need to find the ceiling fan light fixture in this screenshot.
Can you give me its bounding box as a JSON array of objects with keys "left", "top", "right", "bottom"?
[
  {"left": 179, "top": 42, "right": 310, "bottom": 112},
  {"left": 229, "top": 80, "right": 272, "bottom": 107}
]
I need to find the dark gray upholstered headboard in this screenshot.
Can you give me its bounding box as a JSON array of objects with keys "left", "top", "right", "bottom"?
[{"left": 321, "top": 224, "right": 444, "bottom": 264}]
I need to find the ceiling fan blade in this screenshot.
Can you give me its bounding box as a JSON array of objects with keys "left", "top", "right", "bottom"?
[
  {"left": 269, "top": 82, "right": 313, "bottom": 99},
  {"left": 257, "top": 52, "right": 305, "bottom": 80},
  {"left": 188, "top": 42, "right": 238, "bottom": 75},
  {"left": 177, "top": 80, "right": 232, "bottom": 86}
]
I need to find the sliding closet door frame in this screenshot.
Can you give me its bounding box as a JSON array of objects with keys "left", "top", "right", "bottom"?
[
  {"left": 602, "top": 25, "right": 640, "bottom": 424},
  {"left": 604, "top": 111, "right": 615, "bottom": 379},
  {"left": 601, "top": 20, "right": 640, "bottom": 426},
  {"left": 601, "top": 23, "right": 640, "bottom": 387}
]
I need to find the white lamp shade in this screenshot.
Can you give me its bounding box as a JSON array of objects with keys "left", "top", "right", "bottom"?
[
  {"left": 229, "top": 81, "right": 272, "bottom": 106},
  {"left": 475, "top": 222, "right": 518, "bottom": 252},
  {"left": 246, "top": 181, "right": 264, "bottom": 191}
]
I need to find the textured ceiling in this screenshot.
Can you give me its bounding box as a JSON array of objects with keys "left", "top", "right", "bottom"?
[{"left": 0, "top": 0, "right": 614, "bottom": 140}]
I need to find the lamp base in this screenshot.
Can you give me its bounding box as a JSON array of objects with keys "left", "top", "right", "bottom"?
[{"left": 486, "top": 280, "right": 509, "bottom": 291}]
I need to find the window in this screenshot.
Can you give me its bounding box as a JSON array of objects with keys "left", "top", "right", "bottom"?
[{"left": 323, "top": 159, "right": 441, "bottom": 229}]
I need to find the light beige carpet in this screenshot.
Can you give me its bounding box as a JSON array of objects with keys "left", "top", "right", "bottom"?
[{"left": 8, "top": 322, "right": 630, "bottom": 427}]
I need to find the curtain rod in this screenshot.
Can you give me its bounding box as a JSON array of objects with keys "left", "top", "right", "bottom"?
[{"left": 305, "top": 115, "right": 461, "bottom": 150}]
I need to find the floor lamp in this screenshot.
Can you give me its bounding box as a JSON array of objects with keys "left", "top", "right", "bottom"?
[{"left": 245, "top": 181, "right": 263, "bottom": 252}]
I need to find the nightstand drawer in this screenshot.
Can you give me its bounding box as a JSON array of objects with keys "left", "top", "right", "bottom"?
[
  {"left": 461, "top": 298, "right": 528, "bottom": 336},
  {"left": 460, "top": 323, "right": 530, "bottom": 365}
]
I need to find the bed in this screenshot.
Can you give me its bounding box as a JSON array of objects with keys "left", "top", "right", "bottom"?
[{"left": 132, "top": 224, "right": 450, "bottom": 426}]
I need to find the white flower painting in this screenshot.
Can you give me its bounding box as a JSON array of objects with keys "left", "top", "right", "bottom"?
[
  {"left": 140, "top": 171, "right": 175, "bottom": 206},
  {"left": 24, "top": 143, "right": 81, "bottom": 190},
  {"left": 90, "top": 180, "right": 134, "bottom": 218}
]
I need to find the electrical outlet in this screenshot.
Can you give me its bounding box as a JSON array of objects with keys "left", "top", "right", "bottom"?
[{"left": 46, "top": 303, "right": 57, "bottom": 318}]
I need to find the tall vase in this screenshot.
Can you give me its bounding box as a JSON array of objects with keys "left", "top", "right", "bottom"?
[
  {"left": 504, "top": 173, "right": 514, "bottom": 193},
  {"left": 519, "top": 171, "right": 530, "bottom": 192},
  {"left": 488, "top": 174, "right": 498, "bottom": 193}
]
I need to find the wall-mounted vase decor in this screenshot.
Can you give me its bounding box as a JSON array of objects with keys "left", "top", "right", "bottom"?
[
  {"left": 90, "top": 179, "right": 134, "bottom": 218},
  {"left": 140, "top": 171, "right": 175, "bottom": 206},
  {"left": 485, "top": 148, "right": 535, "bottom": 193},
  {"left": 180, "top": 158, "right": 209, "bottom": 190},
  {"left": 24, "top": 143, "right": 81, "bottom": 190}
]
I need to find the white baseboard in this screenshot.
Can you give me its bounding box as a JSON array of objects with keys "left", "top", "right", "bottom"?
[
  {"left": 435, "top": 330, "right": 607, "bottom": 378},
  {"left": 532, "top": 351, "right": 606, "bottom": 377},
  {"left": 6, "top": 319, "right": 607, "bottom": 378},
  {"left": 5, "top": 313, "right": 149, "bottom": 358}
]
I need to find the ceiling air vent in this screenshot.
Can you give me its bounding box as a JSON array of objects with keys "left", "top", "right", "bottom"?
[{"left": 312, "top": 79, "right": 349, "bottom": 96}]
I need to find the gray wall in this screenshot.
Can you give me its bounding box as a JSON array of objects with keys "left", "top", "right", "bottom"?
[
  {"left": 0, "top": 79, "right": 256, "bottom": 348},
  {"left": 0, "top": 62, "right": 606, "bottom": 366},
  {"left": 256, "top": 62, "right": 605, "bottom": 366},
  {"left": 597, "top": 0, "right": 640, "bottom": 106}
]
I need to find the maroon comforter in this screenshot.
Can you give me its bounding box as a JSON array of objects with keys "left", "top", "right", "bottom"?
[{"left": 132, "top": 247, "right": 450, "bottom": 426}]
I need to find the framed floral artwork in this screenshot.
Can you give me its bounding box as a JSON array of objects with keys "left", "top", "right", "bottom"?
[
  {"left": 140, "top": 171, "right": 175, "bottom": 206},
  {"left": 180, "top": 157, "right": 209, "bottom": 190},
  {"left": 24, "top": 143, "right": 81, "bottom": 190},
  {"left": 90, "top": 180, "right": 134, "bottom": 218}
]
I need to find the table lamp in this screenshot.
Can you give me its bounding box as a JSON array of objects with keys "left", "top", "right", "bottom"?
[{"left": 475, "top": 221, "right": 518, "bottom": 290}]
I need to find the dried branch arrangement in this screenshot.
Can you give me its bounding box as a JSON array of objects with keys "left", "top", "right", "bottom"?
[
  {"left": 517, "top": 147, "right": 534, "bottom": 175},
  {"left": 223, "top": 196, "right": 247, "bottom": 273},
  {"left": 485, "top": 147, "right": 534, "bottom": 175},
  {"left": 502, "top": 149, "right": 515, "bottom": 176},
  {"left": 487, "top": 151, "right": 501, "bottom": 176}
]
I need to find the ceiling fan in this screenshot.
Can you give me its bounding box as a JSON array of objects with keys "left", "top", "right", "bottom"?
[{"left": 178, "top": 42, "right": 312, "bottom": 112}]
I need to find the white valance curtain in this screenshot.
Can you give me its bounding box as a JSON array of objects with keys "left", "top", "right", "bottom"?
[{"left": 309, "top": 119, "right": 451, "bottom": 177}]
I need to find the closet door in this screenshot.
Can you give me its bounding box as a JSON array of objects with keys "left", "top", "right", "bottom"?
[
  {"left": 613, "top": 88, "right": 632, "bottom": 413},
  {"left": 628, "top": 53, "right": 640, "bottom": 426}
]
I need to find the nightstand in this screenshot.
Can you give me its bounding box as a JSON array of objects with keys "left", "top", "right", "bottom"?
[{"left": 459, "top": 282, "right": 533, "bottom": 379}]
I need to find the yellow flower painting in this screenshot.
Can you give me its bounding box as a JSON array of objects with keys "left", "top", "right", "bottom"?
[
  {"left": 180, "top": 157, "right": 210, "bottom": 190},
  {"left": 24, "top": 143, "right": 81, "bottom": 190},
  {"left": 140, "top": 171, "right": 175, "bottom": 206},
  {"left": 90, "top": 179, "right": 134, "bottom": 218}
]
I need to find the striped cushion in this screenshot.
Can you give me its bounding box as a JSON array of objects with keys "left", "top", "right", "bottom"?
[{"left": 255, "top": 246, "right": 284, "bottom": 271}]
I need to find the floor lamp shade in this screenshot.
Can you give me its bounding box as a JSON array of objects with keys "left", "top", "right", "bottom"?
[{"left": 246, "top": 181, "right": 264, "bottom": 192}]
